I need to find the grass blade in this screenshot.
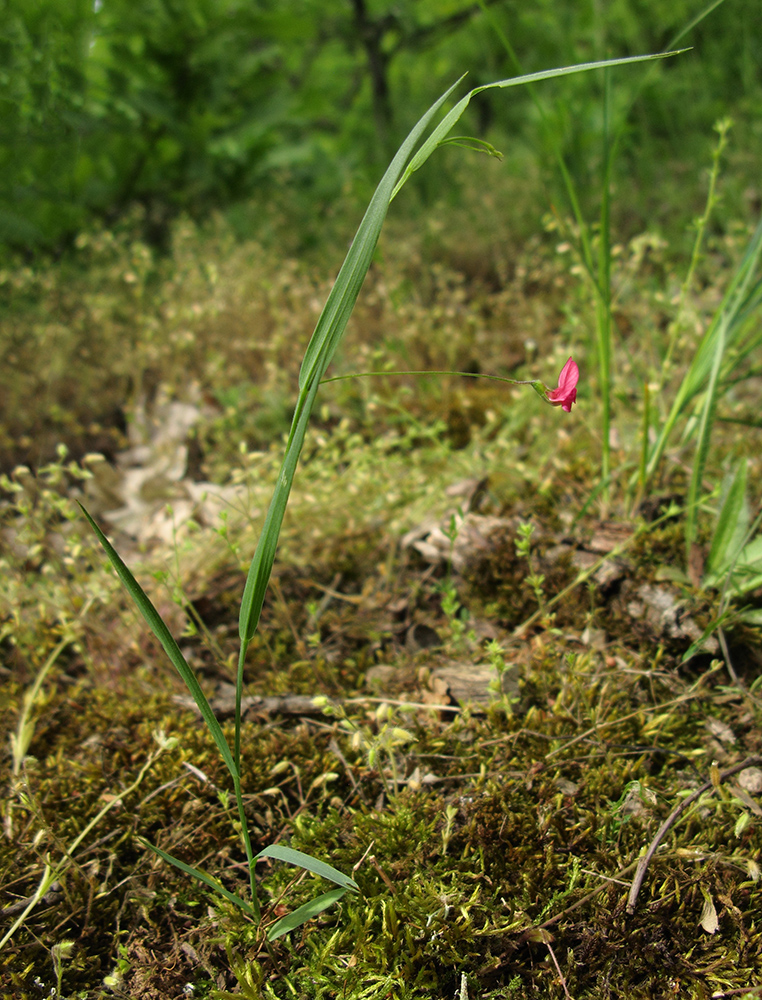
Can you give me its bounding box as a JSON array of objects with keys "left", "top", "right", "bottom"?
[
  {"left": 669, "top": 0, "right": 727, "bottom": 47},
  {"left": 684, "top": 316, "right": 725, "bottom": 562},
  {"left": 78, "top": 503, "right": 238, "bottom": 781},
  {"left": 297, "top": 79, "right": 465, "bottom": 396},
  {"left": 266, "top": 888, "right": 348, "bottom": 941},
  {"left": 645, "top": 216, "right": 762, "bottom": 485},
  {"left": 142, "top": 840, "right": 255, "bottom": 915},
  {"left": 237, "top": 78, "right": 463, "bottom": 660},
  {"left": 0, "top": 863, "right": 57, "bottom": 952},
  {"left": 735, "top": 538, "right": 762, "bottom": 589},
  {"left": 681, "top": 606, "right": 738, "bottom": 662},
  {"left": 706, "top": 460, "right": 749, "bottom": 579},
  {"left": 256, "top": 844, "right": 359, "bottom": 891},
  {"left": 236, "top": 54, "right": 688, "bottom": 760},
  {"left": 597, "top": 66, "right": 613, "bottom": 503},
  {"left": 390, "top": 51, "right": 685, "bottom": 200}
]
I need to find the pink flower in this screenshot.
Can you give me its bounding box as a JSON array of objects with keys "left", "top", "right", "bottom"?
[{"left": 546, "top": 357, "right": 579, "bottom": 412}]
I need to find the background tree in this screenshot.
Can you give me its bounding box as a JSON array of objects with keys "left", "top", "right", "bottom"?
[{"left": 0, "top": 0, "right": 759, "bottom": 254}]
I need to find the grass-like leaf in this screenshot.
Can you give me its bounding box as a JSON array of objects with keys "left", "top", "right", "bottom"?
[
  {"left": 681, "top": 606, "right": 739, "bottom": 662},
  {"left": 728, "top": 537, "right": 762, "bottom": 595},
  {"left": 706, "top": 460, "right": 749, "bottom": 580},
  {"left": 236, "top": 78, "right": 463, "bottom": 661},
  {"left": 684, "top": 308, "right": 725, "bottom": 562},
  {"left": 234, "top": 51, "right": 686, "bottom": 771},
  {"left": 646, "top": 216, "right": 762, "bottom": 485},
  {"left": 390, "top": 52, "right": 684, "bottom": 201},
  {"left": 78, "top": 503, "right": 238, "bottom": 781},
  {"left": 141, "top": 839, "right": 255, "bottom": 915},
  {"left": 256, "top": 844, "right": 359, "bottom": 892},
  {"left": 738, "top": 607, "right": 762, "bottom": 626},
  {"left": 266, "top": 888, "right": 348, "bottom": 942}
]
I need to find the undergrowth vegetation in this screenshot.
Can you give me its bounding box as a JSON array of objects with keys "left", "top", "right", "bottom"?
[
  {"left": 4, "top": 190, "right": 758, "bottom": 477},
  {"left": 3, "top": 13, "right": 762, "bottom": 1000},
  {"left": 4, "top": 196, "right": 762, "bottom": 995}
]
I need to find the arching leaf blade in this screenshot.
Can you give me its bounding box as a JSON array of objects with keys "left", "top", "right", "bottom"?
[
  {"left": 256, "top": 844, "right": 359, "bottom": 891},
  {"left": 266, "top": 888, "right": 348, "bottom": 941},
  {"left": 78, "top": 503, "right": 237, "bottom": 780}
]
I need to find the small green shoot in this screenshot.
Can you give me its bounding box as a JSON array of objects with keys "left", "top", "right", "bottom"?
[
  {"left": 681, "top": 459, "right": 762, "bottom": 663},
  {"left": 50, "top": 939, "right": 75, "bottom": 998},
  {"left": 643, "top": 215, "right": 762, "bottom": 489},
  {"left": 705, "top": 460, "right": 749, "bottom": 588},
  {"left": 515, "top": 521, "right": 547, "bottom": 617}
]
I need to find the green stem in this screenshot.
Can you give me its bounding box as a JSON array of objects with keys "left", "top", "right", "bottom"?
[
  {"left": 635, "top": 380, "right": 651, "bottom": 510},
  {"left": 11, "top": 598, "right": 95, "bottom": 777},
  {"left": 232, "top": 772, "right": 259, "bottom": 920},
  {"left": 660, "top": 118, "right": 732, "bottom": 382},
  {"left": 236, "top": 376, "right": 322, "bottom": 771},
  {"left": 476, "top": 0, "right": 601, "bottom": 295},
  {"left": 12, "top": 637, "right": 70, "bottom": 777},
  {"left": 322, "top": 369, "right": 552, "bottom": 403},
  {"left": 597, "top": 66, "right": 612, "bottom": 505},
  {"left": 684, "top": 320, "right": 725, "bottom": 564}
]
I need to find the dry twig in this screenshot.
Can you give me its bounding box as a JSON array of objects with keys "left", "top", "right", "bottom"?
[{"left": 627, "top": 755, "right": 762, "bottom": 914}]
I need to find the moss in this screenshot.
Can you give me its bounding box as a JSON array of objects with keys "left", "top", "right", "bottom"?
[{"left": 4, "top": 619, "right": 762, "bottom": 997}]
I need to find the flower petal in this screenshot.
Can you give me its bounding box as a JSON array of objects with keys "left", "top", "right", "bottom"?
[{"left": 546, "top": 357, "right": 579, "bottom": 411}]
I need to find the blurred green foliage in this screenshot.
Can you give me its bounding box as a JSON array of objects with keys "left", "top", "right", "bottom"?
[{"left": 1, "top": 0, "right": 760, "bottom": 253}]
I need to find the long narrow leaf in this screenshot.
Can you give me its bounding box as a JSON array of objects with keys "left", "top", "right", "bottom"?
[
  {"left": 684, "top": 318, "right": 725, "bottom": 561},
  {"left": 266, "top": 888, "right": 348, "bottom": 941},
  {"left": 390, "top": 51, "right": 685, "bottom": 200},
  {"left": 78, "top": 503, "right": 238, "bottom": 780},
  {"left": 680, "top": 271, "right": 761, "bottom": 406},
  {"left": 256, "top": 844, "right": 359, "bottom": 891},
  {"left": 597, "top": 66, "right": 613, "bottom": 499},
  {"left": 669, "top": 0, "right": 727, "bottom": 47},
  {"left": 646, "top": 216, "right": 762, "bottom": 483},
  {"left": 681, "top": 606, "right": 738, "bottom": 662},
  {"left": 237, "top": 79, "right": 463, "bottom": 654},
  {"left": 142, "top": 840, "right": 255, "bottom": 915},
  {"left": 729, "top": 538, "right": 762, "bottom": 595},
  {"left": 706, "top": 504, "right": 762, "bottom": 597},
  {"left": 706, "top": 460, "right": 748, "bottom": 578},
  {"left": 738, "top": 608, "right": 762, "bottom": 626},
  {"left": 297, "top": 78, "right": 466, "bottom": 394},
  {"left": 238, "top": 50, "right": 686, "bottom": 662}
]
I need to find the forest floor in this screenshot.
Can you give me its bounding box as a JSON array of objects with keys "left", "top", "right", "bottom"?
[{"left": 2, "top": 208, "right": 762, "bottom": 999}]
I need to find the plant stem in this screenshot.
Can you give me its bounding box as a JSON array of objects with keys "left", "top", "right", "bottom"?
[
  {"left": 627, "top": 755, "right": 762, "bottom": 913},
  {"left": 661, "top": 118, "right": 732, "bottom": 381},
  {"left": 636, "top": 380, "right": 651, "bottom": 507},
  {"left": 597, "top": 66, "right": 613, "bottom": 506},
  {"left": 232, "top": 773, "right": 260, "bottom": 920}
]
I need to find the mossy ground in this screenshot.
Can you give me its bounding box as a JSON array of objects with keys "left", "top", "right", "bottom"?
[{"left": 2, "top": 211, "right": 762, "bottom": 999}]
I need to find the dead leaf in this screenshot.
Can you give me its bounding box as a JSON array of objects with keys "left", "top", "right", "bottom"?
[
  {"left": 688, "top": 542, "right": 705, "bottom": 589},
  {"left": 699, "top": 888, "right": 719, "bottom": 934},
  {"left": 705, "top": 718, "right": 737, "bottom": 745},
  {"left": 587, "top": 521, "right": 635, "bottom": 553},
  {"left": 737, "top": 766, "right": 762, "bottom": 795},
  {"left": 429, "top": 662, "right": 495, "bottom": 708}
]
